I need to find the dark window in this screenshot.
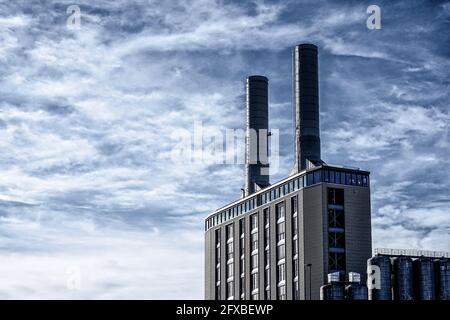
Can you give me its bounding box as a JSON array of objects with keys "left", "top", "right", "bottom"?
[
  {"left": 264, "top": 208, "right": 270, "bottom": 226},
  {"left": 357, "top": 174, "right": 362, "bottom": 186},
  {"left": 362, "top": 175, "right": 368, "bottom": 187},
  {"left": 345, "top": 172, "right": 351, "bottom": 185},
  {"left": 328, "top": 188, "right": 344, "bottom": 206},
  {"left": 323, "top": 170, "right": 329, "bottom": 182},
  {"left": 307, "top": 173, "right": 313, "bottom": 185},
  {"left": 340, "top": 172, "right": 345, "bottom": 184},
  {"left": 335, "top": 171, "right": 341, "bottom": 184},
  {"left": 351, "top": 173, "right": 356, "bottom": 185},
  {"left": 330, "top": 171, "right": 335, "bottom": 183},
  {"left": 291, "top": 196, "right": 298, "bottom": 215},
  {"left": 313, "top": 170, "right": 321, "bottom": 184}
]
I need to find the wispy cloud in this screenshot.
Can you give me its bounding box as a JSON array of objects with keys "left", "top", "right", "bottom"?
[{"left": 0, "top": 0, "right": 448, "bottom": 298}]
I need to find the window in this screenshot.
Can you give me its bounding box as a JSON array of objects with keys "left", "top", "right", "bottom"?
[
  {"left": 291, "top": 196, "right": 298, "bottom": 215},
  {"left": 362, "top": 175, "right": 368, "bottom": 187},
  {"left": 330, "top": 170, "right": 335, "bottom": 183},
  {"left": 240, "top": 257, "right": 245, "bottom": 275},
  {"left": 227, "top": 281, "right": 234, "bottom": 299},
  {"left": 328, "top": 188, "right": 344, "bottom": 206},
  {"left": 340, "top": 171, "right": 345, "bottom": 184},
  {"left": 227, "top": 263, "right": 234, "bottom": 278},
  {"left": 351, "top": 173, "right": 356, "bottom": 185},
  {"left": 357, "top": 174, "right": 362, "bottom": 186},
  {"left": 215, "top": 284, "right": 221, "bottom": 300},
  {"left": 294, "top": 279, "right": 299, "bottom": 300},
  {"left": 251, "top": 254, "right": 258, "bottom": 270},
  {"left": 264, "top": 208, "right": 269, "bottom": 227},
  {"left": 226, "top": 224, "right": 234, "bottom": 239},
  {"left": 307, "top": 173, "right": 313, "bottom": 185},
  {"left": 277, "top": 223, "right": 285, "bottom": 241},
  {"left": 345, "top": 172, "right": 351, "bottom": 185},
  {"left": 323, "top": 170, "right": 329, "bottom": 182},
  {"left": 240, "top": 276, "right": 245, "bottom": 298},
  {"left": 278, "top": 284, "right": 286, "bottom": 300},
  {"left": 313, "top": 170, "right": 321, "bottom": 184},
  {"left": 277, "top": 244, "right": 285, "bottom": 260},
  {"left": 251, "top": 214, "right": 258, "bottom": 231},
  {"left": 227, "top": 242, "right": 234, "bottom": 260},
  {"left": 276, "top": 203, "right": 285, "bottom": 220},
  {"left": 277, "top": 263, "right": 286, "bottom": 282},
  {"left": 251, "top": 273, "right": 259, "bottom": 292},
  {"left": 335, "top": 171, "right": 341, "bottom": 184},
  {"left": 251, "top": 232, "right": 258, "bottom": 251}
]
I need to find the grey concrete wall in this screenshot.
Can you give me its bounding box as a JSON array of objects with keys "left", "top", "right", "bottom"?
[
  {"left": 343, "top": 186, "right": 372, "bottom": 282},
  {"left": 302, "top": 185, "right": 325, "bottom": 300}
]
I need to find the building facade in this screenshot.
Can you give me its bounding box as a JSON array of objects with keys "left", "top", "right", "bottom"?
[
  {"left": 205, "top": 166, "right": 372, "bottom": 300},
  {"left": 204, "top": 43, "right": 372, "bottom": 300}
]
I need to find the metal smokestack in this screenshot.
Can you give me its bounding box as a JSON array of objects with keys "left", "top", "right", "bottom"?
[
  {"left": 245, "top": 75, "right": 270, "bottom": 196},
  {"left": 292, "top": 44, "right": 321, "bottom": 172}
]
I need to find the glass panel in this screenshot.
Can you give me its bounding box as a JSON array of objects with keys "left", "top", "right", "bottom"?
[
  {"left": 307, "top": 173, "right": 314, "bottom": 186},
  {"left": 335, "top": 171, "right": 340, "bottom": 184},
  {"left": 313, "top": 170, "right": 321, "bottom": 184},
  {"left": 330, "top": 171, "right": 335, "bottom": 183}
]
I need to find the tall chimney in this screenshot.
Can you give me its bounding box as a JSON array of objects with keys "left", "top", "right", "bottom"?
[
  {"left": 292, "top": 44, "right": 321, "bottom": 172},
  {"left": 245, "top": 75, "right": 270, "bottom": 196}
]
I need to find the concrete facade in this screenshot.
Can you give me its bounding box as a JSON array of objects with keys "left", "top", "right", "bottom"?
[{"left": 205, "top": 166, "right": 372, "bottom": 300}]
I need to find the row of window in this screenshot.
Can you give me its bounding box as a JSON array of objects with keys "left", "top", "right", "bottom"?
[
  {"left": 327, "top": 188, "right": 346, "bottom": 273},
  {"left": 216, "top": 196, "right": 304, "bottom": 300},
  {"left": 205, "top": 168, "right": 369, "bottom": 231}
]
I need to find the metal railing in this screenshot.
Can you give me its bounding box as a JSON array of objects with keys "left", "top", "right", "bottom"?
[{"left": 374, "top": 248, "right": 450, "bottom": 258}]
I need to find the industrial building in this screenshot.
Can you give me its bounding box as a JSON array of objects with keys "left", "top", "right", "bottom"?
[{"left": 204, "top": 44, "right": 372, "bottom": 300}]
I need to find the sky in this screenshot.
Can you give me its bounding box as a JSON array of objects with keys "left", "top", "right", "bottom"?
[{"left": 0, "top": 0, "right": 449, "bottom": 299}]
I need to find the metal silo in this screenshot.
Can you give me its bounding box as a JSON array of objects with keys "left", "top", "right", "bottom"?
[
  {"left": 320, "top": 283, "right": 345, "bottom": 300},
  {"left": 393, "top": 256, "right": 414, "bottom": 300},
  {"left": 346, "top": 283, "right": 368, "bottom": 300},
  {"left": 413, "top": 257, "right": 435, "bottom": 300},
  {"left": 434, "top": 258, "right": 450, "bottom": 300},
  {"left": 367, "top": 255, "right": 392, "bottom": 300}
]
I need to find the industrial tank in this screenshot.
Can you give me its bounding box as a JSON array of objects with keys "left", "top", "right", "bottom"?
[
  {"left": 434, "top": 258, "right": 450, "bottom": 300},
  {"left": 367, "top": 255, "right": 392, "bottom": 300},
  {"left": 393, "top": 256, "right": 414, "bottom": 300},
  {"left": 320, "top": 283, "right": 345, "bottom": 300},
  {"left": 413, "top": 257, "right": 435, "bottom": 300},
  {"left": 346, "top": 283, "right": 368, "bottom": 300}
]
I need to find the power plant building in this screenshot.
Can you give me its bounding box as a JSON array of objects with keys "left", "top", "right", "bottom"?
[{"left": 204, "top": 44, "right": 372, "bottom": 300}]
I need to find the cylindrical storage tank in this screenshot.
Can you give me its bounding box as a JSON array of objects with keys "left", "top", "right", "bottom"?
[
  {"left": 367, "top": 256, "right": 392, "bottom": 300},
  {"left": 434, "top": 258, "right": 450, "bottom": 300},
  {"left": 393, "top": 256, "right": 414, "bottom": 300},
  {"left": 413, "top": 257, "right": 435, "bottom": 300},
  {"left": 346, "top": 283, "right": 368, "bottom": 300},
  {"left": 320, "top": 283, "right": 345, "bottom": 300}
]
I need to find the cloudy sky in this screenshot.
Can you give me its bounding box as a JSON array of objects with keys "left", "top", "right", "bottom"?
[{"left": 0, "top": 0, "right": 449, "bottom": 299}]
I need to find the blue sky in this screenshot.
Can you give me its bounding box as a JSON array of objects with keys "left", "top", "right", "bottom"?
[{"left": 0, "top": 0, "right": 449, "bottom": 299}]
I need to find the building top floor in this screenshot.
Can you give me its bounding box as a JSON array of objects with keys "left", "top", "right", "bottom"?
[{"left": 205, "top": 164, "right": 370, "bottom": 231}]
